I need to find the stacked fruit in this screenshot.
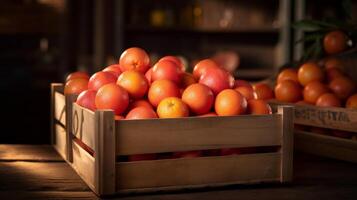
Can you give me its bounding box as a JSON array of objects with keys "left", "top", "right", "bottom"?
[
  {"left": 274, "top": 58, "right": 357, "bottom": 139},
  {"left": 64, "top": 47, "right": 273, "bottom": 119},
  {"left": 275, "top": 58, "right": 357, "bottom": 108},
  {"left": 63, "top": 47, "right": 276, "bottom": 160}
]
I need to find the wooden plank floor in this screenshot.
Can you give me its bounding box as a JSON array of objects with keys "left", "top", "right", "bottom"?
[{"left": 0, "top": 145, "right": 357, "bottom": 199}]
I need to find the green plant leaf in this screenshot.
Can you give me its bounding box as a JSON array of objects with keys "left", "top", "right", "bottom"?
[
  {"left": 295, "top": 32, "right": 324, "bottom": 44},
  {"left": 292, "top": 20, "right": 339, "bottom": 32}
]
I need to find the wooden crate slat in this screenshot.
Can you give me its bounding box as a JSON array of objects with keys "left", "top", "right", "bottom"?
[
  {"left": 54, "top": 92, "right": 66, "bottom": 126},
  {"left": 72, "top": 141, "right": 96, "bottom": 191},
  {"left": 72, "top": 103, "right": 96, "bottom": 150},
  {"left": 269, "top": 101, "right": 357, "bottom": 133},
  {"left": 116, "top": 115, "right": 282, "bottom": 155},
  {"left": 54, "top": 124, "right": 67, "bottom": 159},
  {"left": 116, "top": 153, "right": 281, "bottom": 190},
  {"left": 293, "top": 105, "right": 357, "bottom": 133},
  {"left": 295, "top": 131, "right": 357, "bottom": 163}
]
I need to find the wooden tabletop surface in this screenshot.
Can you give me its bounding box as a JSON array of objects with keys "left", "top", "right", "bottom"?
[{"left": 0, "top": 144, "right": 356, "bottom": 200}]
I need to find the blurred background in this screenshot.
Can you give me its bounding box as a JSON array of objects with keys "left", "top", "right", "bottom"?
[{"left": 1, "top": 0, "right": 356, "bottom": 144}]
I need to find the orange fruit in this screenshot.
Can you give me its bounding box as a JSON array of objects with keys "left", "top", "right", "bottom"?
[
  {"left": 159, "top": 56, "right": 185, "bottom": 72},
  {"left": 199, "top": 67, "right": 235, "bottom": 95},
  {"left": 253, "top": 83, "right": 274, "bottom": 100},
  {"left": 199, "top": 112, "right": 217, "bottom": 117},
  {"left": 326, "top": 68, "right": 345, "bottom": 82},
  {"left": 181, "top": 72, "right": 197, "bottom": 89},
  {"left": 66, "top": 71, "right": 89, "bottom": 82},
  {"left": 117, "top": 70, "right": 149, "bottom": 99},
  {"left": 247, "top": 99, "right": 272, "bottom": 115},
  {"left": 119, "top": 47, "right": 150, "bottom": 73},
  {"left": 324, "top": 57, "right": 344, "bottom": 71},
  {"left": 126, "top": 107, "right": 157, "bottom": 119},
  {"left": 235, "top": 86, "right": 257, "bottom": 101},
  {"left": 193, "top": 59, "right": 220, "bottom": 80},
  {"left": 64, "top": 78, "right": 88, "bottom": 95},
  {"left": 329, "top": 77, "right": 356, "bottom": 100},
  {"left": 323, "top": 30, "right": 348, "bottom": 55},
  {"left": 88, "top": 71, "right": 117, "bottom": 91},
  {"left": 157, "top": 97, "right": 189, "bottom": 118},
  {"left": 277, "top": 68, "right": 298, "bottom": 84},
  {"left": 76, "top": 89, "right": 97, "bottom": 111},
  {"left": 296, "top": 100, "right": 313, "bottom": 105},
  {"left": 303, "top": 81, "right": 329, "bottom": 104},
  {"left": 346, "top": 94, "right": 357, "bottom": 109},
  {"left": 316, "top": 93, "right": 341, "bottom": 107},
  {"left": 274, "top": 80, "right": 302, "bottom": 103},
  {"left": 298, "top": 62, "right": 324, "bottom": 86},
  {"left": 234, "top": 79, "right": 253, "bottom": 89},
  {"left": 215, "top": 89, "right": 247, "bottom": 116},
  {"left": 182, "top": 83, "right": 214, "bottom": 115},
  {"left": 151, "top": 59, "right": 182, "bottom": 84},
  {"left": 95, "top": 83, "right": 129, "bottom": 115},
  {"left": 128, "top": 99, "right": 153, "bottom": 110},
  {"left": 102, "top": 64, "right": 122, "bottom": 78},
  {"left": 115, "top": 115, "right": 124, "bottom": 120},
  {"left": 148, "top": 80, "right": 180, "bottom": 107}
]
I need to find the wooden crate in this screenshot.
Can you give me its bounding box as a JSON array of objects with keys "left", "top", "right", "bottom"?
[
  {"left": 269, "top": 100, "right": 357, "bottom": 163},
  {"left": 51, "top": 83, "right": 294, "bottom": 196}
]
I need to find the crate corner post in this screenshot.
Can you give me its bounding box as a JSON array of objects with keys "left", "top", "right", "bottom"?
[
  {"left": 278, "top": 106, "right": 294, "bottom": 183},
  {"left": 94, "top": 109, "right": 116, "bottom": 196}
]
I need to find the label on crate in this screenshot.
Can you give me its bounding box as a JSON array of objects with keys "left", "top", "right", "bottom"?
[{"left": 294, "top": 106, "right": 357, "bottom": 132}]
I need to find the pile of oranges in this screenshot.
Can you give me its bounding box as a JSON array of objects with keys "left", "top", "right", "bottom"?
[
  {"left": 275, "top": 58, "right": 357, "bottom": 139},
  {"left": 275, "top": 57, "right": 357, "bottom": 109},
  {"left": 64, "top": 47, "right": 274, "bottom": 121}
]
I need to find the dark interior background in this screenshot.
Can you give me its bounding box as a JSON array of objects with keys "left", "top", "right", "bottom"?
[{"left": 0, "top": 0, "right": 356, "bottom": 144}]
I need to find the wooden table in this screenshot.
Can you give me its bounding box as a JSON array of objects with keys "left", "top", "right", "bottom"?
[{"left": 0, "top": 145, "right": 356, "bottom": 199}]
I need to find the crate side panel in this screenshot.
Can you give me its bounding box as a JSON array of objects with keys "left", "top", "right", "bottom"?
[
  {"left": 295, "top": 131, "right": 357, "bottom": 163},
  {"left": 72, "top": 103, "right": 96, "bottom": 150},
  {"left": 116, "top": 153, "right": 281, "bottom": 190},
  {"left": 116, "top": 115, "right": 282, "bottom": 155},
  {"left": 54, "top": 124, "right": 67, "bottom": 159},
  {"left": 269, "top": 101, "right": 357, "bottom": 132},
  {"left": 54, "top": 92, "right": 66, "bottom": 126},
  {"left": 72, "top": 141, "right": 96, "bottom": 190}
]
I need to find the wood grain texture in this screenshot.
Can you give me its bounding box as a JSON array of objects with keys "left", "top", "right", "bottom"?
[
  {"left": 54, "top": 91, "right": 66, "bottom": 126},
  {"left": 2, "top": 145, "right": 357, "bottom": 199},
  {"left": 0, "top": 145, "right": 61, "bottom": 161},
  {"left": 269, "top": 101, "right": 357, "bottom": 133},
  {"left": 116, "top": 114, "right": 282, "bottom": 155},
  {"left": 94, "top": 110, "right": 116, "bottom": 195},
  {"left": 65, "top": 94, "right": 78, "bottom": 162},
  {"left": 54, "top": 124, "right": 67, "bottom": 159},
  {"left": 0, "top": 161, "right": 89, "bottom": 192},
  {"left": 278, "top": 106, "right": 294, "bottom": 182},
  {"left": 72, "top": 103, "right": 96, "bottom": 150},
  {"left": 0, "top": 191, "right": 96, "bottom": 200},
  {"left": 295, "top": 131, "right": 357, "bottom": 163},
  {"left": 51, "top": 83, "right": 64, "bottom": 147},
  {"left": 116, "top": 153, "right": 281, "bottom": 191},
  {"left": 71, "top": 141, "right": 96, "bottom": 191}
]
